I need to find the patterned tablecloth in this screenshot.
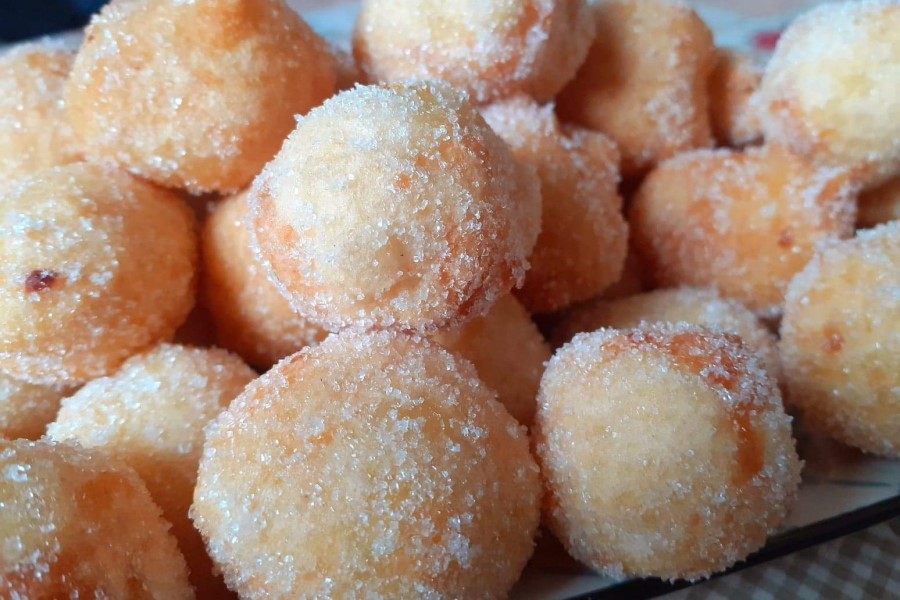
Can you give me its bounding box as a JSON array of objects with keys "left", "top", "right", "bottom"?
[{"left": 286, "top": 1, "right": 900, "bottom": 598}]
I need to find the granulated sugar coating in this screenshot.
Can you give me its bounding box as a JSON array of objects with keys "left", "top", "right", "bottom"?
[
  {"left": 250, "top": 82, "right": 541, "bottom": 334},
  {"left": 203, "top": 191, "right": 328, "bottom": 370},
  {"left": 353, "top": 0, "right": 594, "bottom": 104},
  {"left": 780, "top": 222, "right": 900, "bottom": 457},
  {"left": 0, "top": 440, "right": 193, "bottom": 599},
  {"left": 433, "top": 294, "right": 551, "bottom": 427},
  {"left": 0, "top": 39, "right": 82, "bottom": 185},
  {"left": 535, "top": 324, "right": 801, "bottom": 582},
  {"left": 708, "top": 49, "right": 763, "bottom": 148},
  {"left": 0, "top": 374, "right": 73, "bottom": 440},
  {"left": 630, "top": 146, "right": 857, "bottom": 318},
  {"left": 0, "top": 163, "right": 196, "bottom": 385},
  {"left": 552, "top": 288, "right": 781, "bottom": 383},
  {"left": 64, "top": 0, "right": 337, "bottom": 194},
  {"left": 756, "top": 0, "right": 900, "bottom": 187},
  {"left": 858, "top": 176, "right": 900, "bottom": 229},
  {"left": 47, "top": 343, "right": 256, "bottom": 597},
  {"left": 192, "top": 330, "right": 541, "bottom": 599},
  {"left": 481, "top": 96, "right": 628, "bottom": 313},
  {"left": 556, "top": 0, "right": 715, "bottom": 178}
]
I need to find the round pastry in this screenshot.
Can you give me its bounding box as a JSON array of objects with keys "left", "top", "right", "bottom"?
[
  {"left": 481, "top": 96, "right": 627, "bottom": 313},
  {"left": 556, "top": 0, "right": 715, "bottom": 178},
  {"left": 48, "top": 343, "right": 256, "bottom": 596},
  {"left": 354, "top": 0, "right": 594, "bottom": 104},
  {"left": 708, "top": 49, "right": 763, "bottom": 148},
  {"left": 536, "top": 324, "right": 801, "bottom": 581},
  {"left": 250, "top": 81, "right": 541, "bottom": 333},
  {"left": 193, "top": 329, "right": 541, "bottom": 599},
  {"left": 0, "top": 38, "right": 81, "bottom": 185},
  {"left": 0, "top": 163, "right": 197, "bottom": 385},
  {"left": 756, "top": 0, "right": 900, "bottom": 186},
  {"left": 780, "top": 221, "right": 900, "bottom": 457},
  {"left": 65, "top": 0, "right": 337, "bottom": 193},
  {"left": 0, "top": 439, "right": 192, "bottom": 599},
  {"left": 630, "top": 145, "right": 857, "bottom": 318}
]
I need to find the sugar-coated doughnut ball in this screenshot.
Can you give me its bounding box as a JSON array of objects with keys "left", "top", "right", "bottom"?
[
  {"left": 780, "top": 222, "right": 900, "bottom": 457},
  {"left": 536, "top": 324, "right": 801, "bottom": 581},
  {"left": 708, "top": 49, "right": 763, "bottom": 148},
  {"left": 0, "top": 164, "right": 196, "bottom": 385},
  {"left": 0, "top": 39, "right": 81, "bottom": 185},
  {"left": 433, "top": 294, "right": 551, "bottom": 426},
  {"left": 756, "top": 1, "right": 900, "bottom": 187},
  {"left": 65, "top": 0, "right": 336, "bottom": 193},
  {"left": 250, "top": 82, "right": 541, "bottom": 334},
  {"left": 552, "top": 288, "right": 781, "bottom": 382},
  {"left": 330, "top": 45, "right": 363, "bottom": 92},
  {"left": 354, "top": 0, "right": 594, "bottom": 104},
  {"left": 0, "top": 375, "right": 73, "bottom": 440},
  {"left": 0, "top": 440, "right": 192, "bottom": 599},
  {"left": 630, "top": 146, "right": 857, "bottom": 318},
  {"left": 193, "top": 330, "right": 541, "bottom": 599},
  {"left": 481, "top": 96, "right": 628, "bottom": 313},
  {"left": 47, "top": 343, "right": 255, "bottom": 596},
  {"left": 203, "top": 191, "right": 328, "bottom": 369},
  {"left": 556, "top": 0, "right": 715, "bottom": 178},
  {"left": 858, "top": 176, "right": 900, "bottom": 229}
]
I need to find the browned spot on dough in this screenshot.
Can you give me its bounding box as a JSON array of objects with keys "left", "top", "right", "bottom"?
[
  {"left": 823, "top": 329, "right": 844, "bottom": 354},
  {"left": 777, "top": 228, "right": 794, "bottom": 249},
  {"left": 25, "top": 270, "right": 59, "bottom": 294}
]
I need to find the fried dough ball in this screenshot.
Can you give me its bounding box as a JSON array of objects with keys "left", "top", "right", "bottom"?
[
  {"left": 780, "top": 222, "right": 900, "bottom": 457},
  {"left": 0, "top": 439, "right": 193, "bottom": 599},
  {"left": 65, "top": 0, "right": 337, "bottom": 193},
  {"left": 756, "top": 1, "right": 900, "bottom": 187},
  {"left": 481, "top": 96, "right": 628, "bottom": 313},
  {"left": 432, "top": 294, "right": 551, "bottom": 426},
  {"left": 250, "top": 82, "right": 541, "bottom": 334},
  {"left": 330, "top": 45, "right": 362, "bottom": 92},
  {"left": 0, "top": 39, "right": 81, "bottom": 185},
  {"left": 858, "top": 176, "right": 900, "bottom": 229},
  {"left": 556, "top": 0, "right": 715, "bottom": 178},
  {"left": 193, "top": 330, "right": 541, "bottom": 599},
  {"left": 535, "top": 324, "right": 801, "bottom": 581},
  {"left": 708, "top": 49, "right": 763, "bottom": 148},
  {"left": 0, "top": 375, "right": 73, "bottom": 440},
  {"left": 552, "top": 288, "right": 781, "bottom": 382},
  {"left": 353, "top": 0, "right": 594, "bottom": 104},
  {"left": 47, "top": 344, "right": 255, "bottom": 597},
  {"left": 203, "top": 191, "right": 328, "bottom": 369},
  {"left": 0, "top": 164, "right": 196, "bottom": 385},
  {"left": 630, "top": 146, "right": 857, "bottom": 318}
]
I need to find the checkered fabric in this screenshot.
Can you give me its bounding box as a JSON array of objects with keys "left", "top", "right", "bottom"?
[{"left": 663, "top": 520, "right": 900, "bottom": 600}]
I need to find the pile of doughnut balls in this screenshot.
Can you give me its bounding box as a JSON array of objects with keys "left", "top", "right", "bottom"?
[{"left": 0, "top": 0, "right": 897, "bottom": 597}]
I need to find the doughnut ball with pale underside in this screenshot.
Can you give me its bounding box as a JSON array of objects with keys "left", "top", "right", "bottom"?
[
  {"left": 203, "top": 191, "right": 328, "bottom": 370},
  {"left": 433, "top": 294, "right": 551, "bottom": 427},
  {"left": 250, "top": 82, "right": 541, "bottom": 334},
  {"left": 64, "top": 0, "right": 337, "bottom": 194},
  {"left": 630, "top": 145, "right": 857, "bottom": 319},
  {"left": 535, "top": 324, "right": 801, "bottom": 582},
  {"left": 47, "top": 344, "right": 256, "bottom": 597},
  {"left": 756, "top": 0, "right": 900, "bottom": 187},
  {"left": 0, "top": 375, "right": 74, "bottom": 440},
  {"left": 481, "top": 96, "right": 627, "bottom": 314},
  {"left": 552, "top": 287, "right": 781, "bottom": 383},
  {"left": 353, "top": 0, "right": 594, "bottom": 105},
  {"left": 556, "top": 0, "right": 715, "bottom": 178},
  {"left": 708, "top": 49, "right": 763, "bottom": 148},
  {"left": 780, "top": 222, "right": 900, "bottom": 457},
  {"left": 0, "top": 163, "right": 196, "bottom": 386},
  {"left": 858, "top": 176, "right": 900, "bottom": 229},
  {"left": 0, "top": 39, "right": 81, "bottom": 186},
  {"left": 192, "top": 330, "right": 541, "bottom": 599},
  {"left": 0, "top": 440, "right": 193, "bottom": 599}
]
